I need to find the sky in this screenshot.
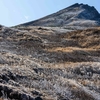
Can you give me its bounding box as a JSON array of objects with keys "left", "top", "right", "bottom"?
[{"left": 0, "top": 0, "right": 100, "bottom": 27}]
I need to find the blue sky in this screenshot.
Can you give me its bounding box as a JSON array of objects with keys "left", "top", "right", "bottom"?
[{"left": 0, "top": 0, "right": 99, "bottom": 27}]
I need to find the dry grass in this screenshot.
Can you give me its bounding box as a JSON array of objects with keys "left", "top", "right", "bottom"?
[
  {"left": 0, "top": 26, "right": 100, "bottom": 99},
  {"left": 65, "top": 28, "right": 100, "bottom": 49}
]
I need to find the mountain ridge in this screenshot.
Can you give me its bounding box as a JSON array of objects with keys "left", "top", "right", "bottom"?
[{"left": 18, "top": 3, "right": 100, "bottom": 27}]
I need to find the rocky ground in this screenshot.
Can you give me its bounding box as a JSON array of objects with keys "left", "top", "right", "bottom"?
[{"left": 0, "top": 25, "right": 100, "bottom": 100}]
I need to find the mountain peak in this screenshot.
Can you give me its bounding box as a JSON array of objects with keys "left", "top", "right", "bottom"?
[
  {"left": 68, "top": 3, "right": 90, "bottom": 8},
  {"left": 68, "top": 3, "right": 80, "bottom": 7},
  {"left": 19, "top": 3, "right": 100, "bottom": 27}
]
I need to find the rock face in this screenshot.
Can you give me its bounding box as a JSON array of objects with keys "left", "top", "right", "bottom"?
[{"left": 19, "top": 3, "right": 100, "bottom": 27}]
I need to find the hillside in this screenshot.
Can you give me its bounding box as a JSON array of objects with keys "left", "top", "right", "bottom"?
[
  {"left": 19, "top": 3, "right": 100, "bottom": 28},
  {"left": 0, "top": 24, "right": 100, "bottom": 99},
  {"left": 0, "top": 2, "right": 100, "bottom": 100}
]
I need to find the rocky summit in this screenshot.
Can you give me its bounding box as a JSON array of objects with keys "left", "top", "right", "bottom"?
[
  {"left": 20, "top": 3, "right": 100, "bottom": 28},
  {"left": 0, "top": 3, "right": 100, "bottom": 100}
]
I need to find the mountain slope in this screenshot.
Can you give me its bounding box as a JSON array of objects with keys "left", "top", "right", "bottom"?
[
  {"left": 19, "top": 3, "right": 100, "bottom": 27},
  {"left": 0, "top": 24, "right": 100, "bottom": 99}
]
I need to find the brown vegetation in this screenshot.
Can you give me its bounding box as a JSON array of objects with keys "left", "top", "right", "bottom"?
[{"left": 0, "top": 26, "right": 100, "bottom": 100}]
